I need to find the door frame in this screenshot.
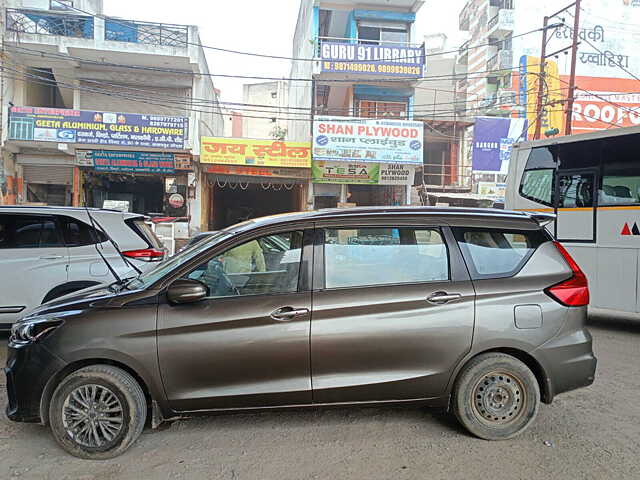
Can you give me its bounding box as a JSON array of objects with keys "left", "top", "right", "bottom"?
[{"left": 554, "top": 168, "right": 599, "bottom": 243}]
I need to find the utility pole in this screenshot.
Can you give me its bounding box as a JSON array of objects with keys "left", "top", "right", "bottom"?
[
  {"left": 564, "top": 0, "right": 581, "bottom": 136},
  {"left": 533, "top": 16, "right": 550, "bottom": 140}
]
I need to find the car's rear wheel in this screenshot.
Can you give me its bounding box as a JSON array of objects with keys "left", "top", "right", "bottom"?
[
  {"left": 49, "top": 365, "right": 147, "bottom": 459},
  {"left": 453, "top": 353, "right": 540, "bottom": 440}
]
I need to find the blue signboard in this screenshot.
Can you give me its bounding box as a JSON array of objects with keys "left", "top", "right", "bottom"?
[
  {"left": 8, "top": 106, "right": 187, "bottom": 149},
  {"left": 472, "top": 117, "right": 528, "bottom": 173},
  {"left": 319, "top": 42, "right": 425, "bottom": 78},
  {"left": 89, "top": 150, "right": 175, "bottom": 173}
]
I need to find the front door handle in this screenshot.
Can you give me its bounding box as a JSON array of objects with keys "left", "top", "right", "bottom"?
[
  {"left": 427, "top": 291, "right": 462, "bottom": 304},
  {"left": 270, "top": 307, "right": 310, "bottom": 321},
  {"left": 39, "top": 255, "right": 65, "bottom": 260}
]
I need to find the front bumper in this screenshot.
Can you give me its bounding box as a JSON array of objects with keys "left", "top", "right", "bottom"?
[{"left": 4, "top": 342, "right": 66, "bottom": 423}]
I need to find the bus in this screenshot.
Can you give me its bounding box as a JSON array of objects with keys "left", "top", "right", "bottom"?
[{"left": 506, "top": 125, "right": 640, "bottom": 318}]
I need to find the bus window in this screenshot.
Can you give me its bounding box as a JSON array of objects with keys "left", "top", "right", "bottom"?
[
  {"left": 600, "top": 135, "right": 640, "bottom": 206},
  {"left": 519, "top": 146, "right": 555, "bottom": 206},
  {"left": 558, "top": 173, "right": 594, "bottom": 208}
]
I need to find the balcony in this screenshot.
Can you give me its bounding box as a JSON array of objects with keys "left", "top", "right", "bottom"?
[
  {"left": 496, "top": 88, "right": 517, "bottom": 107},
  {"left": 6, "top": 8, "right": 93, "bottom": 39},
  {"left": 487, "top": 9, "right": 514, "bottom": 37},
  {"left": 488, "top": 49, "right": 513, "bottom": 71},
  {"left": 105, "top": 19, "right": 188, "bottom": 47}
]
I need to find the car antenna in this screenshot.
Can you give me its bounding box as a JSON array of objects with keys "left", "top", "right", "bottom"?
[
  {"left": 84, "top": 206, "right": 143, "bottom": 277},
  {"left": 84, "top": 205, "right": 123, "bottom": 283}
]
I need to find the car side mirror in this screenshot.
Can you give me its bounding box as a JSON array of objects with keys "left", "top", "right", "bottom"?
[{"left": 167, "top": 278, "right": 208, "bottom": 305}]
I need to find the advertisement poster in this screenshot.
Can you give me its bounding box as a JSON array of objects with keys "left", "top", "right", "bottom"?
[
  {"left": 87, "top": 150, "right": 176, "bottom": 174},
  {"left": 519, "top": 56, "right": 564, "bottom": 138},
  {"left": 8, "top": 107, "right": 188, "bottom": 149},
  {"left": 200, "top": 138, "right": 311, "bottom": 168},
  {"left": 472, "top": 117, "right": 528, "bottom": 173},
  {"left": 312, "top": 161, "right": 416, "bottom": 185},
  {"left": 313, "top": 116, "right": 423, "bottom": 165},
  {"left": 478, "top": 182, "right": 507, "bottom": 198},
  {"left": 319, "top": 42, "right": 425, "bottom": 78}
]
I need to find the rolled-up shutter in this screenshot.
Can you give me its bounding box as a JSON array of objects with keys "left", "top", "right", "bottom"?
[{"left": 22, "top": 165, "right": 73, "bottom": 185}]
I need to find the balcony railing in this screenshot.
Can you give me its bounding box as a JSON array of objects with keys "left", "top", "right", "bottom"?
[
  {"left": 488, "top": 8, "right": 514, "bottom": 32},
  {"left": 105, "top": 18, "right": 188, "bottom": 47},
  {"left": 6, "top": 8, "right": 94, "bottom": 39}
]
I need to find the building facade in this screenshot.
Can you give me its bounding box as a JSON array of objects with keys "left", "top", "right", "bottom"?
[
  {"left": 290, "top": 0, "right": 426, "bottom": 209},
  {"left": 242, "top": 80, "right": 289, "bottom": 140},
  {"left": 0, "top": 0, "right": 224, "bottom": 234}
]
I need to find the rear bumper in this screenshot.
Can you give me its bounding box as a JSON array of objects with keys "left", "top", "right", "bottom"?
[
  {"left": 5, "top": 343, "right": 66, "bottom": 423},
  {"left": 533, "top": 307, "right": 597, "bottom": 402}
]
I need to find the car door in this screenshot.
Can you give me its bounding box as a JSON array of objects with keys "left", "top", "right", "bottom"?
[
  {"left": 0, "top": 213, "right": 69, "bottom": 325},
  {"left": 310, "top": 221, "right": 475, "bottom": 404},
  {"left": 157, "top": 227, "right": 314, "bottom": 411}
]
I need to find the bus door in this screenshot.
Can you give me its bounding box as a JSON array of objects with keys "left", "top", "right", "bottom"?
[{"left": 554, "top": 169, "right": 597, "bottom": 243}]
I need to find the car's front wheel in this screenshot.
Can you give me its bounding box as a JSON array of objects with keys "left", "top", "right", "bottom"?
[
  {"left": 452, "top": 352, "right": 540, "bottom": 440},
  {"left": 49, "top": 365, "right": 147, "bottom": 459}
]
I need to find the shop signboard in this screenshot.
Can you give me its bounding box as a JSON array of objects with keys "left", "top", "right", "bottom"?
[
  {"left": 313, "top": 117, "right": 423, "bottom": 165},
  {"left": 477, "top": 182, "right": 507, "bottom": 199},
  {"left": 204, "top": 164, "right": 310, "bottom": 179},
  {"left": 200, "top": 138, "right": 311, "bottom": 168},
  {"left": 472, "top": 117, "right": 528, "bottom": 174},
  {"left": 312, "top": 161, "right": 416, "bottom": 185},
  {"left": 84, "top": 150, "right": 175, "bottom": 174},
  {"left": 8, "top": 106, "right": 188, "bottom": 149},
  {"left": 319, "top": 42, "right": 425, "bottom": 78}
]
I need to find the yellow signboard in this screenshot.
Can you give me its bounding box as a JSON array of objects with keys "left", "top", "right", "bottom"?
[
  {"left": 200, "top": 137, "right": 311, "bottom": 168},
  {"left": 522, "top": 56, "right": 564, "bottom": 138}
]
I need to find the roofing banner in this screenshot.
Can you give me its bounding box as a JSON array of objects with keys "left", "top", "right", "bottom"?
[
  {"left": 472, "top": 117, "right": 528, "bottom": 173},
  {"left": 319, "top": 42, "right": 425, "bottom": 78},
  {"left": 313, "top": 116, "right": 423, "bottom": 165},
  {"left": 8, "top": 106, "right": 187, "bottom": 149},
  {"left": 200, "top": 138, "right": 311, "bottom": 168}
]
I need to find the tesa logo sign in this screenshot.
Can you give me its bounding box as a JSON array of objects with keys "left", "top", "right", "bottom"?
[{"left": 621, "top": 222, "right": 640, "bottom": 235}]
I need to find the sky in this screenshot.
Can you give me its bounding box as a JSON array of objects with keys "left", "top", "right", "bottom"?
[{"left": 103, "top": 0, "right": 469, "bottom": 104}]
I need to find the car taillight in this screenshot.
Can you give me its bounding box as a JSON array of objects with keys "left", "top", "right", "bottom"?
[
  {"left": 123, "top": 248, "right": 165, "bottom": 262},
  {"left": 546, "top": 241, "right": 589, "bottom": 307}
]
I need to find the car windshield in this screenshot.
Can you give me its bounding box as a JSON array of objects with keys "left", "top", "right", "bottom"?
[{"left": 127, "top": 231, "right": 233, "bottom": 289}]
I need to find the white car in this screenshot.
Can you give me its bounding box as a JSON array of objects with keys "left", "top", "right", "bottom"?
[{"left": 0, "top": 206, "right": 166, "bottom": 330}]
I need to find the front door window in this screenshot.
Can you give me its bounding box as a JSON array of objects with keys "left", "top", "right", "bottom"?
[{"left": 185, "top": 231, "right": 304, "bottom": 298}]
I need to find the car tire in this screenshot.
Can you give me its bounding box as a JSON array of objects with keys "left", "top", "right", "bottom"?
[
  {"left": 452, "top": 352, "right": 540, "bottom": 440},
  {"left": 48, "top": 365, "right": 147, "bottom": 459}
]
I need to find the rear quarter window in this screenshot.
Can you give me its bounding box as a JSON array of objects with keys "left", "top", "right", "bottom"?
[
  {"left": 453, "top": 227, "right": 549, "bottom": 279},
  {"left": 126, "top": 218, "right": 163, "bottom": 249}
]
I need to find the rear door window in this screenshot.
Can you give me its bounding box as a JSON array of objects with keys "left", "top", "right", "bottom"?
[
  {"left": 0, "top": 214, "right": 63, "bottom": 249},
  {"left": 453, "top": 228, "right": 548, "bottom": 279},
  {"left": 323, "top": 227, "right": 449, "bottom": 289}
]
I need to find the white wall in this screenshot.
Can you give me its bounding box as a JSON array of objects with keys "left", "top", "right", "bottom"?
[
  {"left": 288, "top": 0, "right": 315, "bottom": 142},
  {"left": 243, "top": 81, "right": 289, "bottom": 139}
]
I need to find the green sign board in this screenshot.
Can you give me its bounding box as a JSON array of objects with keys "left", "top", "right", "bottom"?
[{"left": 312, "top": 161, "right": 379, "bottom": 184}]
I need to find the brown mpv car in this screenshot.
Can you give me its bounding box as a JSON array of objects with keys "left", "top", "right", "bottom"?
[{"left": 5, "top": 207, "right": 597, "bottom": 459}]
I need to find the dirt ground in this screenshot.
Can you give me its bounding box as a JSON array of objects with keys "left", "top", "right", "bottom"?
[{"left": 1, "top": 316, "right": 639, "bottom": 480}]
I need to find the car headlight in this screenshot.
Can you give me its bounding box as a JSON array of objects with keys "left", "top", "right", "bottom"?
[{"left": 9, "top": 311, "right": 79, "bottom": 347}]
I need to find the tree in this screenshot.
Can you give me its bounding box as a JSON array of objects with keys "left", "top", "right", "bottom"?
[{"left": 270, "top": 125, "right": 287, "bottom": 141}]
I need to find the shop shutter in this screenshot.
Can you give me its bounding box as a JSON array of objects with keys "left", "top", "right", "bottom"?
[{"left": 22, "top": 165, "right": 73, "bottom": 186}]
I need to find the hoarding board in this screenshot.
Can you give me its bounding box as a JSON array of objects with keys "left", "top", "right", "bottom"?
[
  {"left": 8, "top": 107, "right": 187, "bottom": 149},
  {"left": 200, "top": 138, "right": 311, "bottom": 168},
  {"left": 312, "top": 161, "right": 416, "bottom": 185},
  {"left": 472, "top": 117, "right": 528, "bottom": 173},
  {"left": 86, "top": 150, "right": 175, "bottom": 174},
  {"left": 319, "top": 42, "right": 425, "bottom": 78},
  {"left": 312, "top": 116, "right": 423, "bottom": 165}
]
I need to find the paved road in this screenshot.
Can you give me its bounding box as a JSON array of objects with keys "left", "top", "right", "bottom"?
[{"left": 1, "top": 317, "right": 639, "bottom": 480}]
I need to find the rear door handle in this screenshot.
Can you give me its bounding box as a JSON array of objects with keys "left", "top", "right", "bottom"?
[
  {"left": 270, "top": 307, "right": 310, "bottom": 321},
  {"left": 427, "top": 291, "right": 462, "bottom": 304},
  {"left": 39, "top": 255, "right": 65, "bottom": 260}
]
